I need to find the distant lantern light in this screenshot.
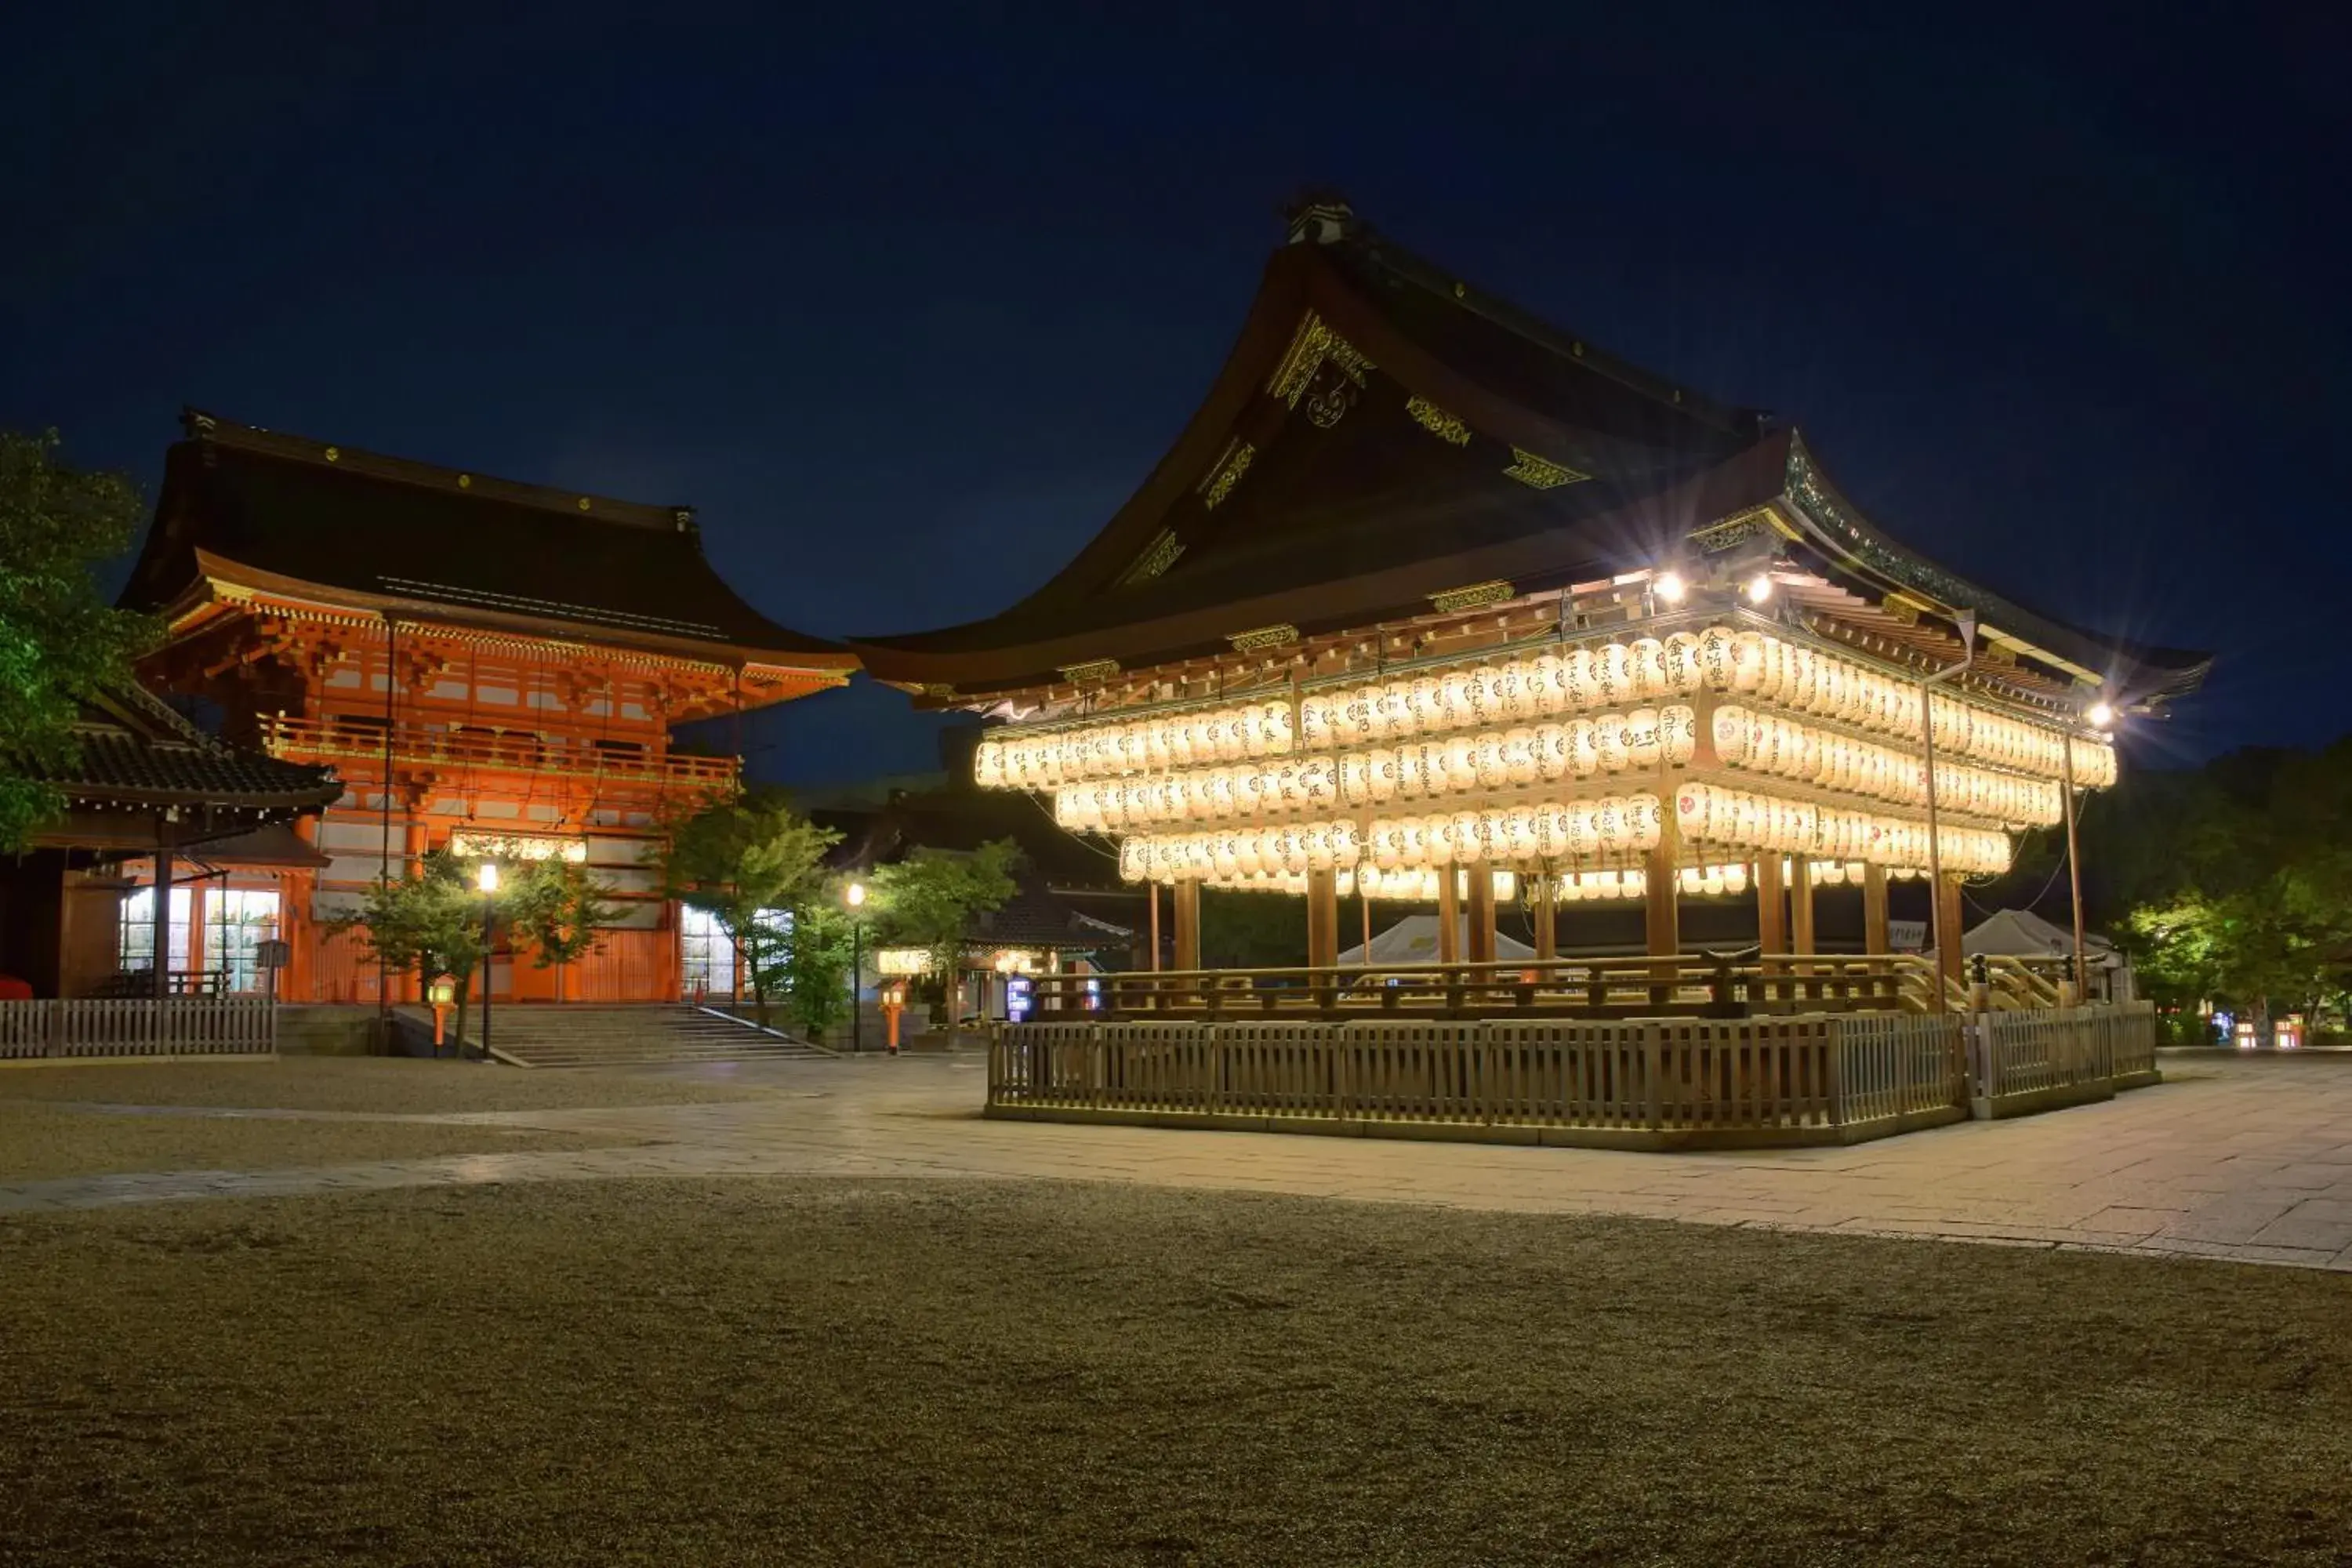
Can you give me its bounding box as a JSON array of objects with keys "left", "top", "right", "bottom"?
[
  {"left": 2085, "top": 699, "right": 2116, "bottom": 730},
  {"left": 1653, "top": 569, "right": 1688, "bottom": 604},
  {"left": 476, "top": 862, "right": 500, "bottom": 895},
  {"left": 1744, "top": 572, "right": 1774, "bottom": 604}
]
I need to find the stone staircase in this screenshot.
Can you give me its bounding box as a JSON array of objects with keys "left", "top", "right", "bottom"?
[{"left": 406, "top": 1004, "right": 833, "bottom": 1069}]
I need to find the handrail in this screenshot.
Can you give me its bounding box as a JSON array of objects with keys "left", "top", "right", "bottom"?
[{"left": 264, "top": 715, "right": 739, "bottom": 786}]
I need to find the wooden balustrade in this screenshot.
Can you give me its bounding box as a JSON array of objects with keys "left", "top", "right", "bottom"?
[
  {"left": 0, "top": 998, "right": 277, "bottom": 1060},
  {"left": 264, "top": 716, "right": 739, "bottom": 786},
  {"left": 1026, "top": 953, "right": 1934, "bottom": 1022}
]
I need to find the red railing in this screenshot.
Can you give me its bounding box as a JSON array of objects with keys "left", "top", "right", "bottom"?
[{"left": 264, "top": 716, "right": 739, "bottom": 788}]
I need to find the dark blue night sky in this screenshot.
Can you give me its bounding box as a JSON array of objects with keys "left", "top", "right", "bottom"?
[{"left": 6, "top": 6, "right": 2341, "bottom": 785}]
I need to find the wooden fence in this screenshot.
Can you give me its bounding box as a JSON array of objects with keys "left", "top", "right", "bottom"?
[
  {"left": 994, "top": 1004, "right": 2158, "bottom": 1148},
  {"left": 1972, "top": 1001, "right": 2158, "bottom": 1116},
  {"left": 990, "top": 1011, "right": 1966, "bottom": 1149},
  {"left": 0, "top": 998, "right": 277, "bottom": 1060}
]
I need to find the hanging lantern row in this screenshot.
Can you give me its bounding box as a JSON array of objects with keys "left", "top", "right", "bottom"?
[
  {"left": 1054, "top": 709, "right": 1697, "bottom": 832},
  {"left": 975, "top": 625, "right": 2116, "bottom": 791},
  {"left": 1676, "top": 862, "right": 1755, "bottom": 899},
  {"left": 1673, "top": 782, "right": 2011, "bottom": 876},
  {"left": 1206, "top": 867, "right": 1530, "bottom": 900},
  {"left": 1711, "top": 706, "right": 2062, "bottom": 826}
]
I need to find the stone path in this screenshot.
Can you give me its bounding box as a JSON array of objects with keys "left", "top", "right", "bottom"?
[{"left": 6, "top": 1052, "right": 2352, "bottom": 1271}]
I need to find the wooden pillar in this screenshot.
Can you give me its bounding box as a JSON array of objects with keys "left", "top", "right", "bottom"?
[
  {"left": 150, "top": 848, "right": 174, "bottom": 1000},
  {"left": 1936, "top": 874, "right": 1965, "bottom": 990},
  {"left": 1531, "top": 873, "right": 1556, "bottom": 961},
  {"left": 1788, "top": 855, "right": 1817, "bottom": 956},
  {"left": 1465, "top": 862, "right": 1496, "bottom": 965},
  {"left": 1644, "top": 815, "right": 1679, "bottom": 1009},
  {"left": 1305, "top": 867, "right": 1339, "bottom": 971},
  {"left": 1147, "top": 883, "right": 1160, "bottom": 971},
  {"left": 1754, "top": 855, "right": 1787, "bottom": 955},
  {"left": 1436, "top": 868, "right": 1461, "bottom": 964},
  {"left": 1862, "top": 863, "right": 1890, "bottom": 956},
  {"left": 1171, "top": 880, "right": 1201, "bottom": 973}
]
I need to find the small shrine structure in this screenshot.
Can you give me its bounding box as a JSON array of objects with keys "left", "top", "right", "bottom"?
[{"left": 851, "top": 199, "right": 2209, "bottom": 1145}]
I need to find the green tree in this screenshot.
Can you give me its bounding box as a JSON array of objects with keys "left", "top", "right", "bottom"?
[
  {"left": 503, "top": 857, "right": 619, "bottom": 1003},
  {"left": 778, "top": 897, "right": 858, "bottom": 1040},
  {"left": 658, "top": 792, "right": 840, "bottom": 1028},
  {"left": 325, "top": 850, "right": 494, "bottom": 1050},
  {"left": 870, "top": 839, "right": 1021, "bottom": 1037},
  {"left": 0, "top": 430, "right": 157, "bottom": 851}
]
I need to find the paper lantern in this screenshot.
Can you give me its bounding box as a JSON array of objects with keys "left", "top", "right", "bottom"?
[
  {"left": 1662, "top": 631, "right": 1703, "bottom": 695},
  {"left": 1697, "top": 626, "right": 1737, "bottom": 690},
  {"left": 1624, "top": 706, "right": 1663, "bottom": 769},
  {"left": 1528, "top": 653, "right": 1567, "bottom": 714},
  {"left": 1503, "top": 728, "right": 1538, "bottom": 785},
  {"left": 1595, "top": 712, "right": 1631, "bottom": 773},
  {"left": 1442, "top": 735, "right": 1479, "bottom": 795},
  {"left": 1472, "top": 731, "right": 1508, "bottom": 789}
]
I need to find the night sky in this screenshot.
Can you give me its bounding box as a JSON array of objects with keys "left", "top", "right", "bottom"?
[{"left": 6, "top": 8, "right": 2341, "bottom": 786}]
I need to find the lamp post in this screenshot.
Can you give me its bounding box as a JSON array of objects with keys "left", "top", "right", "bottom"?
[
  {"left": 476, "top": 860, "right": 499, "bottom": 1064},
  {"left": 844, "top": 880, "right": 866, "bottom": 1053}
]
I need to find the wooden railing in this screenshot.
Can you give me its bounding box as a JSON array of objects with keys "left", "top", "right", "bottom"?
[
  {"left": 264, "top": 716, "right": 739, "bottom": 787},
  {"left": 0, "top": 998, "right": 276, "bottom": 1060},
  {"left": 1025, "top": 953, "right": 1936, "bottom": 1021},
  {"left": 989, "top": 1012, "right": 1967, "bottom": 1149},
  {"left": 1971, "top": 1001, "right": 2158, "bottom": 1116}
]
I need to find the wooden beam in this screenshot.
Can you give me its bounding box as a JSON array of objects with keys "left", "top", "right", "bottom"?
[
  {"left": 1754, "top": 855, "right": 1787, "bottom": 955},
  {"left": 1465, "top": 862, "right": 1496, "bottom": 964},
  {"left": 1305, "top": 867, "right": 1339, "bottom": 971},
  {"left": 1862, "top": 863, "right": 1890, "bottom": 956},
  {"left": 1172, "top": 880, "right": 1201, "bottom": 973},
  {"left": 1788, "top": 855, "right": 1817, "bottom": 956}
]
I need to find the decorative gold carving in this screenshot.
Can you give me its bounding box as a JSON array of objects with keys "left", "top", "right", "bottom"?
[
  {"left": 1690, "top": 505, "right": 1797, "bottom": 554},
  {"left": 1429, "top": 579, "right": 1515, "bottom": 613},
  {"left": 1123, "top": 528, "right": 1185, "bottom": 585},
  {"left": 1501, "top": 448, "right": 1590, "bottom": 490},
  {"left": 1056, "top": 658, "right": 1120, "bottom": 686},
  {"left": 1405, "top": 397, "right": 1472, "bottom": 445},
  {"left": 1200, "top": 440, "right": 1255, "bottom": 510},
  {"left": 1226, "top": 623, "right": 1300, "bottom": 653},
  {"left": 1268, "top": 310, "right": 1373, "bottom": 409}
]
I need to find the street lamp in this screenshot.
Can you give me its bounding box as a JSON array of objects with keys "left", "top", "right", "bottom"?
[
  {"left": 844, "top": 880, "right": 867, "bottom": 1053},
  {"left": 476, "top": 860, "right": 499, "bottom": 1065}
]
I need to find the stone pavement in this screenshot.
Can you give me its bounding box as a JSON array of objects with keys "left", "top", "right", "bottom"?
[{"left": 6, "top": 1052, "right": 2352, "bottom": 1272}]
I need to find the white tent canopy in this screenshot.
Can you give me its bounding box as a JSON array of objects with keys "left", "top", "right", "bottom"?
[
  {"left": 1338, "top": 914, "right": 1534, "bottom": 967},
  {"left": 1962, "top": 907, "right": 2118, "bottom": 968}
]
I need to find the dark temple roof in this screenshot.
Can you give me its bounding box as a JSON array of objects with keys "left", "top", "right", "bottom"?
[
  {"left": 849, "top": 200, "right": 2210, "bottom": 707},
  {"left": 124, "top": 412, "right": 854, "bottom": 669},
  {"left": 34, "top": 686, "right": 339, "bottom": 815}
]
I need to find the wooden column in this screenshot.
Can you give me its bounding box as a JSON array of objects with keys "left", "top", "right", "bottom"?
[
  {"left": 1531, "top": 873, "right": 1556, "bottom": 961},
  {"left": 1861, "top": 863, "right": 1890, "bottom": 956},
  {"left": 1788, "top": 855, "right": 1817, "bottom": 955},
  {"left": 1644, "top": 815, "right": 1679, "bottom": 1009},
  {"left": 1754, "top": 855, "right": 1787, "bottom": 955},
  {"left": 1436, "top": 868, "right": 1461, "bottom": 964},
  {"left": 1935, "top": 874, "right": 1965, "bottom": 990},
  {"left": 1465, "top": 862, "right": 1496, "bottom": 965},
  {"left": 1305, "top": 867, "right": 1340, "bottom": 971},
  {"left": 1147, "top": 883, "right": 1160, "bottom": 971},
  {"left": 150, "top": 848, "right": 174, "bottom": 1000},
  {"left": 1171, "top": 880, "right": 1202, "bottom": 974}
]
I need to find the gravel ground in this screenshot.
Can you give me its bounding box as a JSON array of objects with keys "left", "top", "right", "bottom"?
[
  {"left": 0, "top": 1055, "right": 800, "bottom": 1116},
  {"left": 3, "top": 1178, "right": 2347, "bottom": 1566},
  {"left": 0, "top": 1103, "right": 636, "bottom": 1183}
]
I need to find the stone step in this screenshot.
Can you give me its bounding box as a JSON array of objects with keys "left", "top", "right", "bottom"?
[{"left": 395, "top": 1004, "right": 829, "bottom": 1069}]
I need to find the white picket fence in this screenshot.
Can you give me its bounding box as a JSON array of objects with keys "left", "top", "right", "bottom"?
[
  {"left": 0, "top": 998, "right": 277, "bottom": 1060},
  {"left": 1972, "top": 1001, "right": 2158, "bottom": 1116},
  {"left": 991, "top": 1011, "right": 1967, "bottom": 1149}
]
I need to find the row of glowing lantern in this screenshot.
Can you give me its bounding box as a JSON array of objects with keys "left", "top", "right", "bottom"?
[
  {"left": 975, "top": 628, "right": 2115, "bottom": 791},
  {"left": 1114, "top": 789, "right": 2009, "bottom": 885},
  {"left": 1673, "top": 783, "right": 2012, "bottom": 876},
  {"left": 1711, "top": 706, "right": 2062, "bottom": 826},
  {"left": 1208, "top": 866, "right": 1668, "bottom": 902},
  {"left": 1054, "top": 710, "right": 1693, "bottom": 831},
  {"left": 1049, "top": 702, "right": 2059, "bottom": 834}
]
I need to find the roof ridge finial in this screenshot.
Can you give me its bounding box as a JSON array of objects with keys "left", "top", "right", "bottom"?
[{"left": 1282, "top": 188, "right": 1356, "bottom": 246}]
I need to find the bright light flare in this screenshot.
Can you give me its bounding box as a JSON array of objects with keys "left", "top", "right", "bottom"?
[
  {"left": 2085, "top": 700, "right": 2115, "bottom": 730},
  {"left": 476, "top": 862, "right": 500, "bottom": 894},
  {"left": 1653, "top": 570, "right": 1687, "bottom": 604},
  {"left": 1744, "top": 572, "right": 1774, "bottom": 604}
]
